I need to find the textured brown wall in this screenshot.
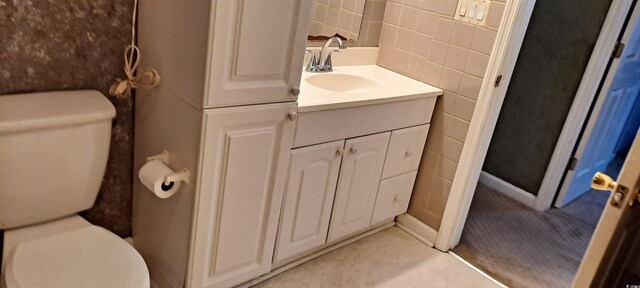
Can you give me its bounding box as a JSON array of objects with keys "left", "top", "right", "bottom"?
[{"left": 0, "top": 0, "right": 134, "bottom": 237}]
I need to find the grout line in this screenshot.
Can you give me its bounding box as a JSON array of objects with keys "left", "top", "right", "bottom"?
[
  {"left": 435, "top": 107, "right": 475, "bottom": 126},
  {"left": 448, "top": 251, "right": 511, "bottom": 288}
]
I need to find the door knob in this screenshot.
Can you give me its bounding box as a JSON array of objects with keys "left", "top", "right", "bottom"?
[{"left": 592, "top": 172, "right": 616, "bottom": 191}]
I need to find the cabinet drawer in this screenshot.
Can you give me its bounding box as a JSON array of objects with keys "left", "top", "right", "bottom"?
[
  {"left": 371, "top": 171, "right": 417, "bottom": 225},
  {"left": 382, "top": 124, "right": 430, "bottom": 179}
]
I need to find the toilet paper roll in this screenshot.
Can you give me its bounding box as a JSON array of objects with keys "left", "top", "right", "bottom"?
[{"left": 138, "top": 160, "right": 181, "bottom": 199}]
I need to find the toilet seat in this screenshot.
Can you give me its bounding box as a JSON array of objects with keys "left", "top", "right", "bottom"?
[{"left": 3, "top": 225, "right": 149, "bottom": 288}]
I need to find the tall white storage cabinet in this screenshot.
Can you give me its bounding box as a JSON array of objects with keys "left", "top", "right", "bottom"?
[{"left": 134, "top": 1, "right": 311, "bottom": 288}]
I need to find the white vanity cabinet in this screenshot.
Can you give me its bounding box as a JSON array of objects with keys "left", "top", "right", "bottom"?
[
  {"left": 274, "top": 124, "right": 431, "bottom": 267},
  {"left": 189, "top": 103, "right": 297, "bottom": 288}
]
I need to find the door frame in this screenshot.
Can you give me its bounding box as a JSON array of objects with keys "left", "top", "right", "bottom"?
[
  {"left": 435, "top": 0, "right": 635, "bottom": 251},
  {"left": 555, "top": 1, "right": 640, "bottom": 208}
]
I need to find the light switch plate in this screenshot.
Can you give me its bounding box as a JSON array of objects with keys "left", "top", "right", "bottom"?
[{"left": 454, "top": 0, "right": 491, "bottom": 26}]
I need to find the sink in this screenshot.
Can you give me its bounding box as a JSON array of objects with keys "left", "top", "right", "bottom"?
[
  {"left": 305, "top": 73, "right": 380, "bottom": 93},
  {"left": 298, "top": 65, "right": 442, "bottom": 112}
]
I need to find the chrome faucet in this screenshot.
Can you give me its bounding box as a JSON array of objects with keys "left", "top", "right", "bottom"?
[{"left": 305, "top": 36, "right": 347, "bottom": 73}]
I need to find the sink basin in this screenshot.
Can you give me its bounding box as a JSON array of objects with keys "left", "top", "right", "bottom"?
[
  {"left": 298, "top": 65, "right": 442, "bottom": 112},
  {"left": 305, "top": 73, "right": 380, "bottom": 93}
]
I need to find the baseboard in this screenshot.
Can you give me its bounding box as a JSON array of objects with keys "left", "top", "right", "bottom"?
[
  {"left": 479, "top": 171, "right": 539, "bottom": 209},
  {"left": 395, "top": 213, "right": 437, "bottom": 247}
]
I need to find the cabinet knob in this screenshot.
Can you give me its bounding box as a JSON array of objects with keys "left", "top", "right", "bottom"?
[
  {"left": 336, "top": 149, "right": 344, "bottom": 156},
  {"left": 287, "top": 112, "right": 298, "bottom": 121},
  {"left": 405, "top": 150, "right": 413, "bottom": 157},
  {"left": 393, "top": 194, "right": 401, "bottom": 202},
  {"left": 291, "top": 87, "right": 301, "bottom": 96},
  {"left": 349, "top": 146, "right": 358, "bottom": 154}
]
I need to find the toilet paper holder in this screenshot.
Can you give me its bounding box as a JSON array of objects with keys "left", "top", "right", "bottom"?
[{"left": 147, "top": 150, "right": 190, "bottom": 185}]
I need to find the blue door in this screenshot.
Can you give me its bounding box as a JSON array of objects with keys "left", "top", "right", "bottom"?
[{"left": 556, "top": 16, "right": 640, "bottom": 207}]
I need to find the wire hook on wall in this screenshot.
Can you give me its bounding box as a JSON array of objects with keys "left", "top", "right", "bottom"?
[{"left": 109, "top": 0, "right": 160, "bottom": 99}]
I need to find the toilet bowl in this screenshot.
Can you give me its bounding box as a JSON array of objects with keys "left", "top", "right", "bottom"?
[{"left": 2, "top": 216, "right": 149, "bottom": 288}]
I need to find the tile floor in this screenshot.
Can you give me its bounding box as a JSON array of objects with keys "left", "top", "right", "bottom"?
[{"left": 253, "top": 227, "right": 502, "bottom": 288}]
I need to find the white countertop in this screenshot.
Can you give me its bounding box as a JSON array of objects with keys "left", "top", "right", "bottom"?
[{"left": 298, "top": 65, "right": 443, "bottom": 113}]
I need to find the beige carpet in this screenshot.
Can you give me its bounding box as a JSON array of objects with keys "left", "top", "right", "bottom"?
[
  {"left": 453, "top": 183, "right": 608, "bottom": 288},
  {"left": 254, "top": 227, "right": 501, "bottom": 288}
]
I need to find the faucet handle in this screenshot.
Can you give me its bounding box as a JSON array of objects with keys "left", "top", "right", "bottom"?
[
  {"left": 305, "top": 49, "right": 318, "bottom": 72},
  {"left": 324, "top": 50, "right": 341, "bottom": 71}
]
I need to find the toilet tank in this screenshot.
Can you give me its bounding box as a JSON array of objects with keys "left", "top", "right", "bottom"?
[{"left": 0, "top": 90, "right": 116, "bottom": 230}]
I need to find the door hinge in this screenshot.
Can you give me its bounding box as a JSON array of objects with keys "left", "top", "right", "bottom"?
[
  {"left": 567, "top": 156, "right": 578, "bottom": 171},
  {"left": 494, "top": 75, "right": 503, "bottom": 87},
  {"left": 612, "top": 41, "right": 625, "bottom": 59}
]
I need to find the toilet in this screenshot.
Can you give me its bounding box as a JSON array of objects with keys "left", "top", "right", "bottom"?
[{"left": 0, "top": 91, "right": 150, "bottom": 288}]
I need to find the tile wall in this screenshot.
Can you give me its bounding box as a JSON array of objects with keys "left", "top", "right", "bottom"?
[
  {"left": 310, "top": 0, "right": 367, "bottom": 40},
  {"left": 358, "top": 0, "right": 388, "bottom": 45},
  {"left": 376, "top": 0, "right": 506, "bottom": 230}
]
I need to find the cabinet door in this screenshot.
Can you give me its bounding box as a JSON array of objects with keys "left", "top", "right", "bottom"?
[
  {"left": 205, "top": 1, "right": 312, "bottom": 108},
  {"left": 273, "top": 140, "right": 344, "bottom": 266},
  {"left": 327, "top": 132, "right": 390, "bottom": 243},
  {"left": 190, "top": 103, "right": 297, "bottom": 288}
]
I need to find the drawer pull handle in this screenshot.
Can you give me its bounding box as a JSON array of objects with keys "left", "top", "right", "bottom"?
[
  {"left": 287, "top": 112, "right": 298, "bottom": 121},
  {"left": 291, "top": 87, "right": 301, "bottom": 96},
  {"left": 336, "top": 149, "right": 344, "bottom": 156},
  {"left": 405, "top": 150, "right": 413, "bottom": 157},
  {"left": 350, "top": 147, "right": 358, "bottom": 154},
  {"left": 393, "top": 194, "right": 401, "bottom": 202}
]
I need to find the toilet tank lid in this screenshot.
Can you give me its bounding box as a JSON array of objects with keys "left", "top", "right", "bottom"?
[{"left": 0, "top": 90, "right": 116, "bottom": 134}]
